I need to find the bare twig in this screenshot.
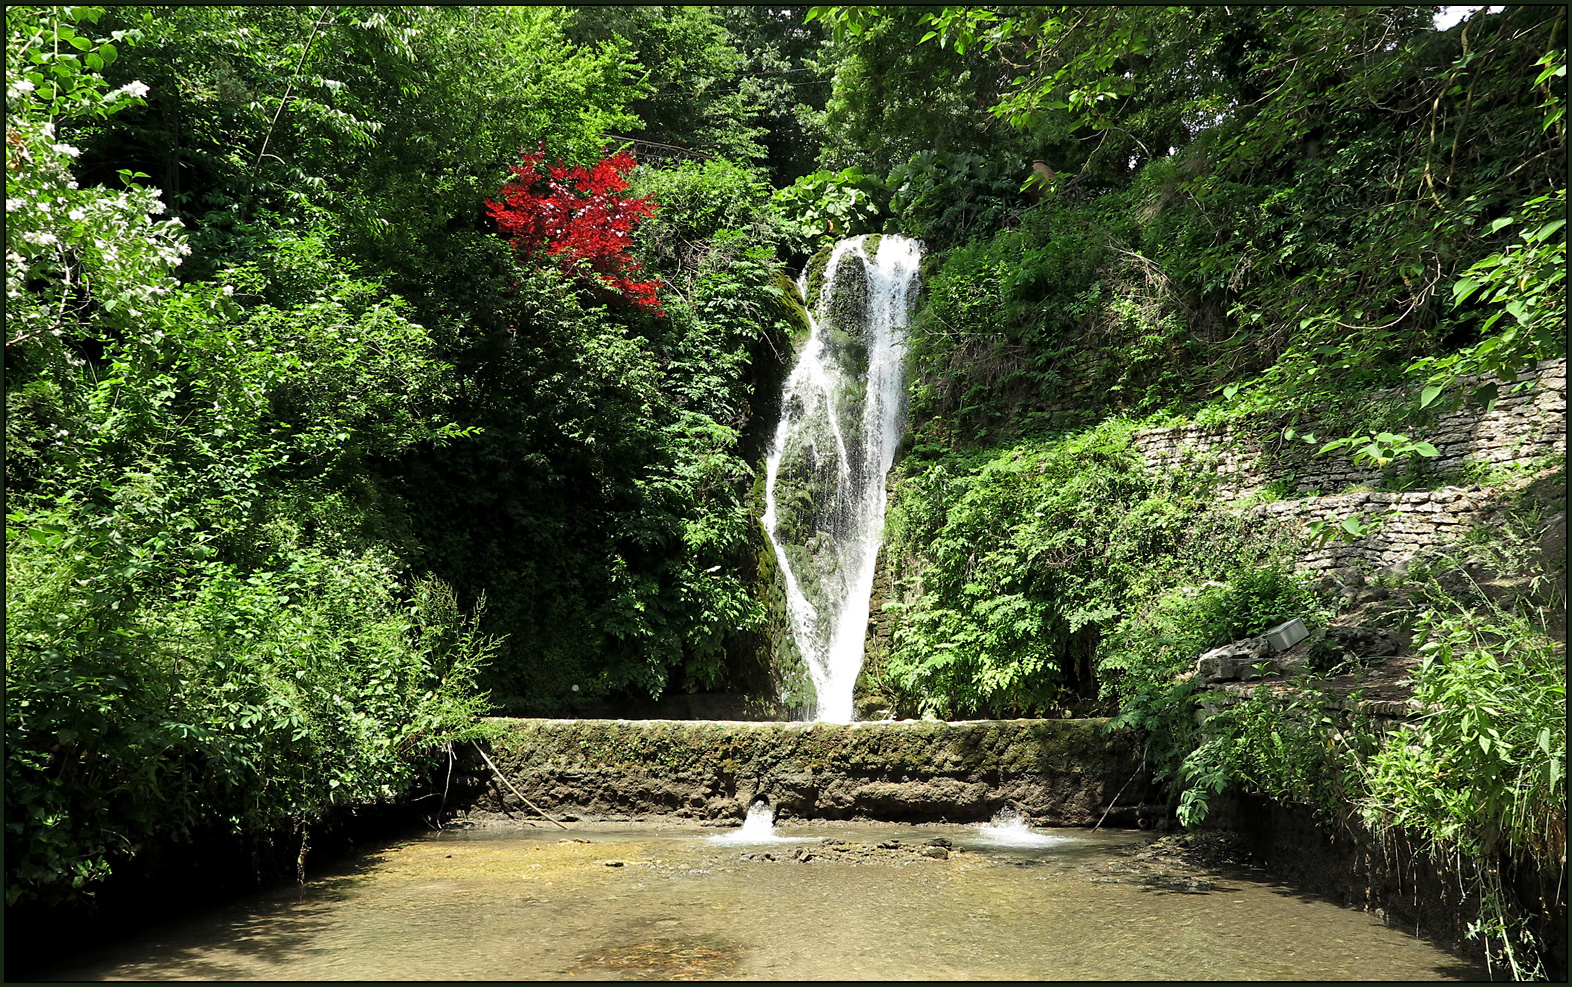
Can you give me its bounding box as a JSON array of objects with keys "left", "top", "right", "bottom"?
[
  {"left": 475, "top": 741, "right": 568, "bottom": 829},
  {"left": 1499, "top": 147, "right": 1563, "bottom": 184},
  {"left": 296, "top": 824, "right": 309, "bottom": 900},
  {"left": 600, "top": 133, "right": 713, "bottom": 161},
  {"left": 254, "top": 12, "right": 328, "bottom": 174},
  {"left": 1092, "top": 763, "right": 1144, "bottom": 832}
]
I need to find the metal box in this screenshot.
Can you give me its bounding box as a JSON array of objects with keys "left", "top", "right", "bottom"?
[{"left": 1264, "top": 617, "right": 1308, "bottom": 652}]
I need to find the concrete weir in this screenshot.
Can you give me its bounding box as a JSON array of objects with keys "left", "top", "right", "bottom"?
[{"left": 452, "top": 718, "right": 1160, "bottom": 827}]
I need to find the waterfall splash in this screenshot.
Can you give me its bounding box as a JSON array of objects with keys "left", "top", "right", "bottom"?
[
  {"left": 708, "top": 801, "right": 811, "bottom": 844},
  {"left": 762, "top": 234, "right": 922, "bottom": 723},
  {"left": 973, "top": 806, "right": 1074, "bottom": 848}
]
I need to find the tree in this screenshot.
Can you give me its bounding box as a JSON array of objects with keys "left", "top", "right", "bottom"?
[{"left": 487, "top": 145, "right": 662, "bottom": 314}]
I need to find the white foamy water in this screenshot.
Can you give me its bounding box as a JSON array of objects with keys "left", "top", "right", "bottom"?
[
  {"left": 973, "top": 806, "right": 1076, "bottom": 848},
  {"left": 763, "top": 234, "right": 922, "bottom": 723},
  {"left": 708, "top": 802, "right": 814, "bottom": 844}
]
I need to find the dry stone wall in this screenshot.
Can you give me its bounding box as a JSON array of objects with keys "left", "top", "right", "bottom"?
[
  {"left": 1133, "top": 358, "right": 1566, "bottom": 573},
  {"left": 1132, "top": 358, "right": 1565, "bottom": 500},
  {"left": 1245, "top": 487, "right": 1500, "bottom": 573}
]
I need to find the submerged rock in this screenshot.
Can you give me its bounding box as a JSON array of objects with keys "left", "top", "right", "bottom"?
[{"left": 738, "top": 837, "right": 962, "bottom": 865}]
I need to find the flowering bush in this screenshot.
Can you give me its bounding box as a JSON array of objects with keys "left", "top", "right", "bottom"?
[
  {"left": 6, "top": 7, "right": 185, "bottom": 356},
  {"left": 487, "top": 144, "right": 662, "bottom": 314}
]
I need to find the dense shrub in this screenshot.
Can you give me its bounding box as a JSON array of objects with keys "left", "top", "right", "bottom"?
[{"left": 881, "top": 420, "right": 1316, "bottom": 718}]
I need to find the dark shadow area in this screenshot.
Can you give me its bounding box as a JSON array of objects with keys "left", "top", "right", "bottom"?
[
  {"left": 4, "top": 803, "right": 430, "bottom": 981},
  {"left": 1206, "top": 792, "right": 1557, "bottom": 982}
]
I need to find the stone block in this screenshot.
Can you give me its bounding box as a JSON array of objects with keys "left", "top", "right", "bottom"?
[{"left": 1196, "top": 637, "right": 1275, "bottom": 682}]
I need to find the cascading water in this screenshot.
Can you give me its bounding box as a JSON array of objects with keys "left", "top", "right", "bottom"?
[
  {"left": 707, "top": 801, "right": 811, "bottom": 844},
  {"left": 762, "top": 234, "right": 922, "bottom": 723},
  {"left": 974, "top": 806, "right": 1074, "bottom": 848}
]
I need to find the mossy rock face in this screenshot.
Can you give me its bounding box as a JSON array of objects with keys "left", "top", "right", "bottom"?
[
  {"left": 803, "top": 242, "right": 836, "bottom": 312},
  {"left": 854, "top": 539, "right": 904, "bottom": 717},
  {"left": 821, "top": 253, "right": 870, "bottom": 342},
  {"left": 747, "top": 471, "right": 815, "bottom": 715},
  {"left": 773, "top": 268, "right": 813, "bottom": 352},
  {"left": 484, "top": 717, "right": 1133, "bottom": 777},
  {"left": 464, "top": 718, "right": 1160, "bottom": 825}
]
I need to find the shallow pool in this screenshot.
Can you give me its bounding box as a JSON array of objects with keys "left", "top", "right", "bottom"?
[{"left": 44, "top": 821, "right": 1483, "bottom": 981}]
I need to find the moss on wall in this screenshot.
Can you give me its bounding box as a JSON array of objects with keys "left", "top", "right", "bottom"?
[
  {"left": 485, "top": 717, "right": 1135, "bottom": 782},
  {"left": 460, "top": 716, "right": 1157, "bottom": 825}
]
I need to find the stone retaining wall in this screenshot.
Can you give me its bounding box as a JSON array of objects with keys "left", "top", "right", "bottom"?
[
  {"left": 451, "top": 717, "right": 1158, "bottom": 827},
  {"left": 1132, "top": 357, "right": 1565, "bottom": 501},
  {"left": 1244, "top": 486, "right": 1501, "bottom": 572},
  {"left": 1130, "top": 358, "right": 1564, "bottom": 573}
]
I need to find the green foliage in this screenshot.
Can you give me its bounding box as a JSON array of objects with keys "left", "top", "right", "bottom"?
[
  {"left": 1167, "top": 599, "right": 1567, "bottom": 980},
  {"left": 629, "top": 158, "right": 775, "bottom": 275},
  {"left": 1108, "top": 568, "right": 1319, "bottom": 682},
  {"left": 5, "top": 5, "right": 143, "bottom": 121},
  {"left": 1409, "top": 185, "right": 1568, "bottom": 409},
  {"left": 5, "top": 513, "right": 494, "bottom": 906},
  {"left": 5, "top": 9, "right": 185, "bottom": 360},
  {"left": 1117, "top": 547, "right": 1565, "bottom": 980},
  {"left": 881, "top": 420, "right": 1317, "bottom": 718},
  {"left": 1361, "top": 610, "right": 1564, "bottom": 868},
  {"left": 1175, "top": 683, "right": 1371, "bottom": 829},
  {"left": 770, "top": 166, "right": 887, "bottom": 258},
  {"left": 76, "top": 6, "right": 640, "bottom": 280},
  {"left": 885, "top": 149, "right": 1023, "bottom": 251},
  {"left": 716, "top": 6, "right": 834, "bottom": 187},
  {"left": 564, "top": 6, "right": 764, "bottom": 164},
  {"left": 13, "top": 1, "right": 804, "bottom": 726},
  {"left": 810, "top": 5, "right": 1028, "bottom": 179},
  {"left": 5, "top": 7, "right": 504, "bottom": 907},
  {"left": 391, "top": 149, "right": 796, "bottom": 713},
  {"left": 1316, "top": 431, "right": 1440, "bottom": 469},
  {"left": 882, "top": 423, "right": 1143, "bottom": 717},
  {"left": 823, "top": 6, "right": 1563, "bottom": 459}
]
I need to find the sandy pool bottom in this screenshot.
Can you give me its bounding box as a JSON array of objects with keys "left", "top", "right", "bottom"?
[{"left": 44, "top": 822, "right": 1484, "bottom": 981}]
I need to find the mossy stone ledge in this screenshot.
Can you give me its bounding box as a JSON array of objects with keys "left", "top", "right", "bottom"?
[{"left": 451, "top": 717, "right": 1159, "bottom": 827}]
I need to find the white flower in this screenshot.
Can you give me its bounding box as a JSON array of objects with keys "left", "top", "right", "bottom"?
[
  {"left": 68, "top": 209, "right": 85, "bottom": 221},
  {"left": 14, "top": 79, "right": 35, "bottom": 93},
  {"left": 53, "top": 143, "right": 80, "bottom": 158},
  {"left": 119, "top": 81, "right": 150, "bottom": 99}
]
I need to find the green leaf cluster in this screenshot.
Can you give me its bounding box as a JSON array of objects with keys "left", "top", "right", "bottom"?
[{"left": 881, "top": 421, "right": 1318, "bottom": 718}]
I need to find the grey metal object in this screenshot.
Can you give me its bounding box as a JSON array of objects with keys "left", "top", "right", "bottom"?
[{"left": 1264, "top": 617, "right": 1308, "bottom": 652}]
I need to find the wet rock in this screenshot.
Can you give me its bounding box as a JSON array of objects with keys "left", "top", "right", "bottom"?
[
  {"left": 738, "top": 838, "right": 959, "bottom": 865},
  {"left": 1143, "top": 875, "right": 1216, "bottom": 893}
]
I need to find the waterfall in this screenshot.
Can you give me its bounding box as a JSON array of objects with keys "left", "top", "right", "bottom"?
[{"left": 762, "top": 234, "right": 922, "bottom": 723}]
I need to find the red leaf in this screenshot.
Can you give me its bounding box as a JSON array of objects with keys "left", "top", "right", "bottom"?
[{"left": 491, "top": 143, "right": 662, "bottom": 315}]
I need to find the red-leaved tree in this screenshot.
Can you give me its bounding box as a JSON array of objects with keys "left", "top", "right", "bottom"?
[{"left": 487, "top": 144, "right": 662, "bottom": 314}]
